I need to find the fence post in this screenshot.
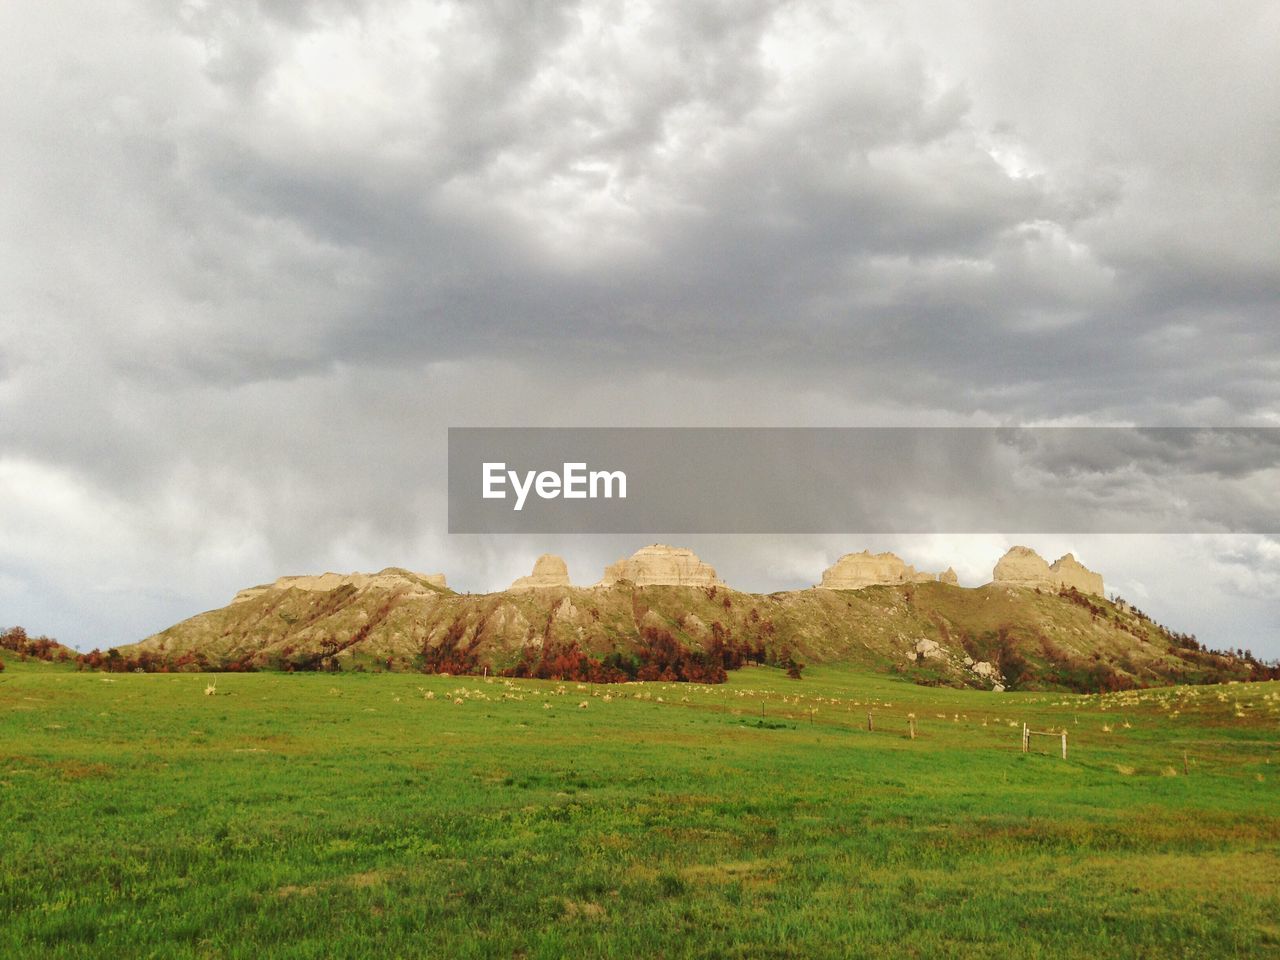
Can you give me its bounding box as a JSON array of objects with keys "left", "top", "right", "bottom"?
[
  {"left": 1061, "top": 731, "right": 1067, "bottom": 760},
  {"left": 1022, "top": 723, "right": 1028, "bottom": 753},
  {"left": 908, "top": 717, "right": 916, "bottom": 740},
  {"left": 867, "top": 712, "right": 874, "bottom": 732}
]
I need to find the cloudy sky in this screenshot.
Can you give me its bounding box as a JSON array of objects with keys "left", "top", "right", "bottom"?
[{"left": 2, "top": 0, "right": 1278, "bottom": 656}]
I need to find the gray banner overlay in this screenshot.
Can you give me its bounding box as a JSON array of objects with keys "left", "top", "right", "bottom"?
[{"left": 448, "top": 428, "right": 1280, "bottom": 534}]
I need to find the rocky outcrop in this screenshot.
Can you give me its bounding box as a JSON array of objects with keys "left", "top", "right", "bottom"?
[
  {"left": 819, "top": 551, "right": 951, "bottom": 590},
  {"left": 939, "top": 567, "right": 959, "bottom": 585},
  {"left": 993, "top": 546, "right": 1053, "bottom": 588},
  {"left": 509, "top": 554, "right": 572, "bottom": 590},
  {"left": 820, "top": 551, "right": 918, "bottom": 589},
  {"left": 992, "top": 546, "right": 1103, "bottom": 596},
  {"left": 598, "top": 545, "right": 723, "bottom": 587},
  {"left": 231, "top": 567, "right": 446, "bottom": 604},
  {"left": 1049, "top": 554, "right": 1105, "bottom": 596}
]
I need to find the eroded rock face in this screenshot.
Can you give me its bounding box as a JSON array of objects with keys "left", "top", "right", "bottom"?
[
  {"left": 231, "top": 567, "right": 447, "bottom": 604},
  {"left": 992, "top": 546, "right": 1053, "bottom": 587},
  {"left": 939, "top": 567, "right": 959, "bottom": 586},
  {"left": 598, "top": 545, "right": 723, "bottom": 587},
  {"left": 509, "top": 554, "right": 572, "bottom": 590},
  {"left": 819, "top": 551, "right": 951, "bottom": 589},
  {"left": 1049, "top": 554, "right": 1105, "bottom": 596},
  {"left": 820, "top": 551, "right": 919, "bottom": 589},
  {"left": 992, "top": 546, "right": 1104, "bottom": 596}
]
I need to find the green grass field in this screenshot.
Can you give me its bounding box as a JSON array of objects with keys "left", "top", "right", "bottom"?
[{"left": 2, "top": 661, "right": 1278, "bottom": 958}]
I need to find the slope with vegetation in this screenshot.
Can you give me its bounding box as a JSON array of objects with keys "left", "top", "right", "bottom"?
[{"left": 112, "top": 574, "right": 1276, "bottom": 693}]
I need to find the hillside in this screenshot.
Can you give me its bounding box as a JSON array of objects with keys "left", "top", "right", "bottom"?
[{"left": 122, "top": 562, "right": 1263, "bottom": 692}]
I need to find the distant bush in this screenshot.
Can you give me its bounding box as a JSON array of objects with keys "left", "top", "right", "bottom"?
[{"left": 2, "top": 626, "right": 72, "bottom": 662}]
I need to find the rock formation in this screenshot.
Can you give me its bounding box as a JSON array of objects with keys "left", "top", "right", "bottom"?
[
  {"left": 819, "top": 551, "right": 951, "bottom": 590},
  {"left": 1048, "top": 553, "right": 1105, "bottom": 596},
  {"left": 509, "top": 554, "right": 572, "bottom": 590},
  {"left": 597, "top": 544, "right": 723, "bottom": 587},
  {"left": 939, "top": 567, "right": 959, "bottom": 585},
  {"left": 231, "top": 567, "right": 446, "bottom": 604},
  {"left": 127, "top": 541, "right": 1258, "bottom": 692},
  {"left": 993, "top": 546, "right": 1053, "bottom": 588},
  {"left": 992, "top": 546, "right": 1103, "bottom": 596},
  {"left": 915, "top": 638, "right": 943, "bottom": 660}
]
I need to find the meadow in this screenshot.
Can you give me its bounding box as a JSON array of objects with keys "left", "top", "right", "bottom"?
[{"left": 1, "top": 660, "right": 1278, "bottom": 958}]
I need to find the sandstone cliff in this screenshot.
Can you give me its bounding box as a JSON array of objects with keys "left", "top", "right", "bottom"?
[
  {"left": 597, "top": 544, "right": 723, "bottom": 587},
  {"left": 1049, "top": 553, "right": 1105, "bottom": 596},
  {"left": 509, "top": 554, "right": 572, "bottom": 590},
  {"left": 819, "top": 551, "right": 951, "bottom": 590},
  {"left": 993, "top": 547, "right": 1103, "bottom": 596}
]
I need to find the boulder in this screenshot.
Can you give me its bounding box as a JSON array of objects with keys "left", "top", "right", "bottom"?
[
  {"left": 915, "top": 638, "right": 943, "bottom": 660},
  {"left": 509, "top": 554, "right": 572, "bottom": 590},
  {"left": 598, "top": 545, "right": 723, "bottom": 587}
]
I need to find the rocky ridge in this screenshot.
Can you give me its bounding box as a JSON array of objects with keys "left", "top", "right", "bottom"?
[
  {"left": 231, "top": 568, "right": 447, "bottom": 604},
  {"left": 121, "top": 542, "right": 1239, "bottom": 693}
]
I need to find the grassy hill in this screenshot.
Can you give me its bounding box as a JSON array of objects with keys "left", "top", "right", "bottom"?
[{"left": 121, "top": 578, "right": 1262, "bottom": 692}]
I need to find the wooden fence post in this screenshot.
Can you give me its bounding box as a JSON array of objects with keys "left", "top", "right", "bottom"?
[
  {"left": 867, "top": 712, "right": 874, "bottom": 732},
  {"left": 908, "top": 717, "right": 916, "bottom": 740},
  {"left": 1061, "top": 731, "right": 1067, "bottom": 760}
]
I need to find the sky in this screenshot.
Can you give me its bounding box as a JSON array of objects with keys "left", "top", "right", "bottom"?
[{"left": 2, "top": 0, "right": 1278, "bottom": 656}]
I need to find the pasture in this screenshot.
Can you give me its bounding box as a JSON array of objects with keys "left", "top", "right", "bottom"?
[{"left": 2, "top": 661, "right": 1278, "bottom": 958}]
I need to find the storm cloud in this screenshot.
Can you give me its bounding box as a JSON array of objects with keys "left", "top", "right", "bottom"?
[{"left": 2, "top": 1, "right": 1278, "bottom": 655}]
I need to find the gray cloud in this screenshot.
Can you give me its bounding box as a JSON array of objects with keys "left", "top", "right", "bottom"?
[{"left": 2, "top": 1, "right": 1278, "bottom": 654}]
